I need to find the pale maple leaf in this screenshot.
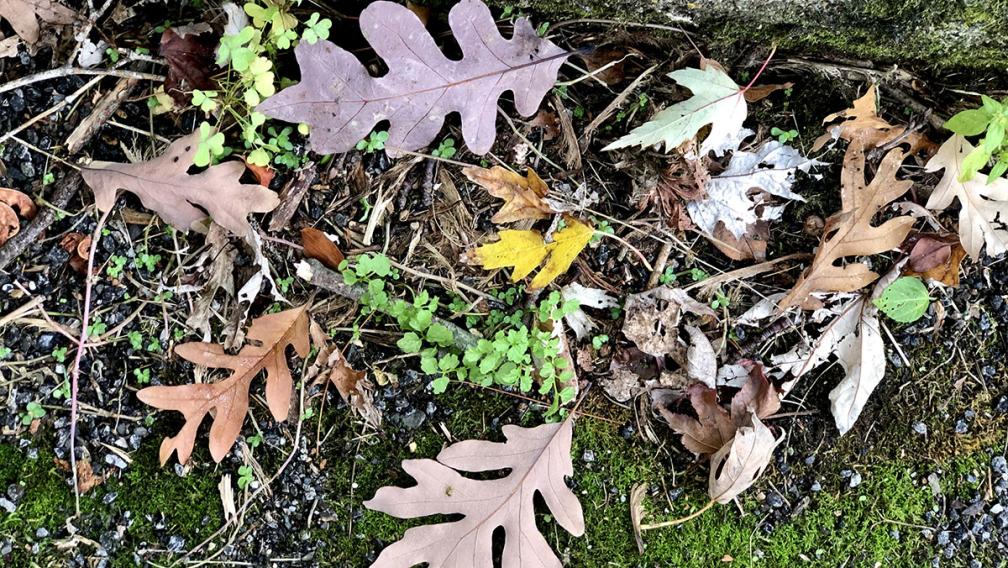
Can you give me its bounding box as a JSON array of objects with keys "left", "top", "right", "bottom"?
[
  {"left": 925, "top": 134, "right": 1008, "bottom": 259},
  {"left": 0, "top": 0, "right": 75, "bottom": 45},
  {"left": 258, "top": 0, "right": 568, "bottom": 156},
  {"left": 465, "top": 216, "right": 594, "bottom": 289},
  {"left": 81, "top": 132, "right": 279, "bottom": 236},
  {"left": 365, "top": 419, "right": 584, "bottom": 568},
  {"left": 603, "top": 65, "right": 747, "bottom": 156},
  {"left": 687, "top": 140, "right": 823, "bottom": 239},
  {"left": 137, "top": 305, "right": 310, "bottom": 465}
]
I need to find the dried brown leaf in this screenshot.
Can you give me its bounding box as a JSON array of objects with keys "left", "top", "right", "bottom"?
[
  {"left": 81, "top": 132, "right": 279, "bottom": 237},
  {"left": 300, "top": 227, "right": 345, "bottom": 271},
  {"left": 622, "top": 286, "right": 716, "bottom": 357},
  {"left": 53, "top": 458, "right": 104, "bottom": 494},
  {"left": 258, "top": 0, "right": 568, "bottom": 156},
  {"left": 742, "top": 81, "right": 793, "bottom": 103},
  {"left": 0, "top": 187, "right": 36, "bottom": 245},
  {"left": 779, "top": 145, "right": 915, "bottom": 309},
  {"left": 159, "top": 26, "right": 216, "bottom": 104},
  {"left": 365, "top": 418, "right": 584, "bottom": 567},
  {"left": 708, "top": 412, "right": 776, "bottom": 504},
  {"left": 905, "top": 235, "right": 965, "bottom": 287},
  {"left": 464, "top": 165, "right": 556, "bottom": 223},
  {"left": 0, "top": 0, "right": 75, "bottom": 45},
  {"left": 811, "top": 86, "right": 929, "bottom": 153},
  {"left": 59, "top": 232, "right": 91, "bottom": 274},
  {"left": 137, "top": 305, "right": 310, "bottom": 465}
]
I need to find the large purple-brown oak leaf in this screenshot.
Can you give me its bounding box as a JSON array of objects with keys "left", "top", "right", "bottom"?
[
  {"left": 257, "top": 0, "right": 569, "bottom": 157},
  {"left": 365, "top": 418, "right": 584, "bottom": 567}
]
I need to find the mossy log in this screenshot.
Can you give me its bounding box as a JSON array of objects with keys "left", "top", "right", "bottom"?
[{"left": 504, "top": 0, "right": 1008, "bottom": 71}]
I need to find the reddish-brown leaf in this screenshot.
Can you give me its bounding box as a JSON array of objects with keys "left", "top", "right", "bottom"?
[
  {"left": 59, "top": 232, "right": 91, "bottom": 274},
  {"left": 905, "top": 233, "right": 966, "bottom": 287},
  {"left": 300, "top": 227, "right": 344, "bottom": 270},
  {"left": 0, "top": 187, "right": 37, "bottom": 245},
  {"left": 159, "top": 26, "right": 216, "bottom": 105},
  {"left": 137, "top": 305, "right": 311, "bottom": 465},
  {"left": 54, "top": 458, "right": 104, "bottom": 494},
  {"left": 244, "top": 159, "right": 275, "bottom": 187}
]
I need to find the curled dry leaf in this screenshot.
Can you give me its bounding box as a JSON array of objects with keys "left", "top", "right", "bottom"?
[
  {"left": 137, "top": 305, "right": 310, "bottom": 465},
  {"left": 0, "top": 187, "right": 37, "bottom": 246},
  {"left": 160, "top": 25, "right": 216, "bottom": 104},
  {"left": 80, "top": 132, "right": 279, "bottom": 237},
  {"left": 0, "top": 0, "right": 76, "bottom": 45},
  {"left": 708, "top": 412, "right": 776, "bottom": 504},
  {"left": 300, "top": 227, "right": 345, "bottom": 271},
  {"left": 779, "top": 145, "right": 914, "bottom": 309},
  {"left": 306, "top": 320, "right": 380, "bottom": 428},
  {"left": 365, "top": 418, "right": 584, "bottom": 567},
  {"left": 811, "top": 86, "right": 930, "bottom": 154},
  {"left": 463, "top": 165, "right": 557, "bottom": 223},
  {"left": 560, "top": 282, "right": 618, "bottom": 340},
  {"left": 185, "top": 223, "right": 236, "bottom": 341},
  {"left": 655, "top": 366, "right": 780, "bottom": 456},
  {"left": 464, "top": 216, "right": 594, "bottom": 290},
  {"left": 59, "top": 232, "right": 91, "bottom": 274},
  {"left": 258, "top": 0, "right": 568, "bottom": 156},
  {"left": 685, "top": 325, "right": 717, "bottom": 388},
  {"left": 904, "top": 233, "right": 965, "bottom": 287},
  {"left": 622, "top": 285, "right": 716, "bottom": 357},
  {"left": 53, "top": 458, "right": 104, "bottom": 494}
]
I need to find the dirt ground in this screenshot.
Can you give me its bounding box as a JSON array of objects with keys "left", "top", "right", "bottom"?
[{"left": 0, "top": 2, "right": 1007, "bottom": 568}]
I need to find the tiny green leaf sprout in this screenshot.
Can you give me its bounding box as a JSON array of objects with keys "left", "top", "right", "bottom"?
[
  {"left": 301, "top": 12, "right": 332, "bottom": 44},
  {"left": 191, "top": 89, "right": 218, "bottom": 113},
  {"left": 357, "top": 130, "right": 389, "bottom": 153},
  {"left": 944, "top": 95, "right": 1008, "bottom": 183},
  {"left": 432, "top": 137, "right": 457, "bottom": 159},
  {"left": 194, "top": 121, "right": 226, "bottom": 167},
  {"left": 874, "top": 276, "right": 930, "bottom": 323},
  {"left": 770, "top": 126, "right": 799, "bottom": 144}
]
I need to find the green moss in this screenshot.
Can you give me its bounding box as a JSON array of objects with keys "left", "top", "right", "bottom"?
[{"left": 0, "top": 439, "right": 221, "bottom": 566}]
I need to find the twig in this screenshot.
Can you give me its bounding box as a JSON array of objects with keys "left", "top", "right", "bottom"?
[
  {"left": 0, "top": 174, "right": 82, "bottom": 272},
  {"left": 640, "top": 499, "right": 716, "bottom": 531},
  {"left": 66, "top": 77, "right": 139, "bottom": 154},
  {"left": 68, "top": 206, "right": 112, "bottom": 516},
  {"left": 0, "top": 67, "right": 163, "bottom": 95}
]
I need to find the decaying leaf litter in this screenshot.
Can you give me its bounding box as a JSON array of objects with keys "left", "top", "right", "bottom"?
[{"left": 0, "top": 0, "right": 1006, "bottom": 566}]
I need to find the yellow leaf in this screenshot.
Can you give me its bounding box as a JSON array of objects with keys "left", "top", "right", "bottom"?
[
  {"left": 468, "top": 217, "right": 594, "bottom": 289},
  {"left": 463, "top": 165, "right": 555, "bottom": 223}
]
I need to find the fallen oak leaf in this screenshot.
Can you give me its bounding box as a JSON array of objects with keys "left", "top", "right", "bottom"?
[
  {"left": 0, "top": 187, "right": 37, "bottom": 245},
  {"left": 137, "top": 305, "right": 310, "bottom": 465},
  {"left": 258, "top": 0, "right": 568, "bottom": 156},
  {"left": 464, "top": 216, "right": 594, "bottom": 289},
  {"left": 924, "top": 134, "right": 1008, "bottom": 259},
  {"left": 365, "top": 418, "right": 584, "bottom": 567},
  {"left": 80, "top": 131, "right": 279, "bottom": 237},
  {"left": 603, "top": 64, "right": 747, "bottom": 156},
  {"left": 463, "top": 165, "right": 557, "bottom": 223},
  {"left": 708, "top": 412, "right": 776, "bottom": 504},
  {"left": 779, "top": 145, "right": 915, "bottom": 310},
  {"left": 0, "top": 0, "right": 75, "bottom": 45},
  {"left": 811, "top": 86, "right": 930, "bottom": 153}
]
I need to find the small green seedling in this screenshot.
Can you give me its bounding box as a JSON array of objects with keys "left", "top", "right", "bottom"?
[
  {"left": 194, "top": 121, "right": 226, "bottom": 167},
  {"left": 86, "top": 319, "right": 107, "bottom": 338},
  {"left": 356, "top": 130, "right": 389, "bottom": 153},
  {"left": 874, "top": 276, "right": 930, "bottom": 323},
  {"left": 22, "top": 402, "right": 45, "bottom": 425},
  {"left": 591, "top": 334, "right": 609, "bottom": 350},
  {"left": 51, "top": 346, "right": 68, "bottom": 363},
  {"left": 301, "top": 12, "right": 332, "bottom": 44},
  {"left": 128, "top": 330, "right": 144, "bottom": 350},
  {"left": 191, "top": 89, "right": 219, "bottom": 113},
  {"left": 944, "top": 95, "right": 1008, "bottom": 182},
  {"left": 771, "top": 126, "right": 799, "bottom": 144},
  {"left": 133, "top": 368, "right": 151, "bottom": 385},
  {"left": 0, "top": 346, "right": 10, "bottom": 360},
  {"left": 105, "top": 47, "right": 119, "bottom": 63},
  {"left": 106, "top": 255, "right": 128, "bottom": 278},
  {"left": 237, "top": 465, "right": 254, "bottom": 489},
  {"left": 432, "top": 137, "right": 457, "bottom": 159}
]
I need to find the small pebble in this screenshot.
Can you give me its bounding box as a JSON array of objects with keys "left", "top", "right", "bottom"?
[{"left": 912, "top": 421, "right": 928, "bottom": 435}]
